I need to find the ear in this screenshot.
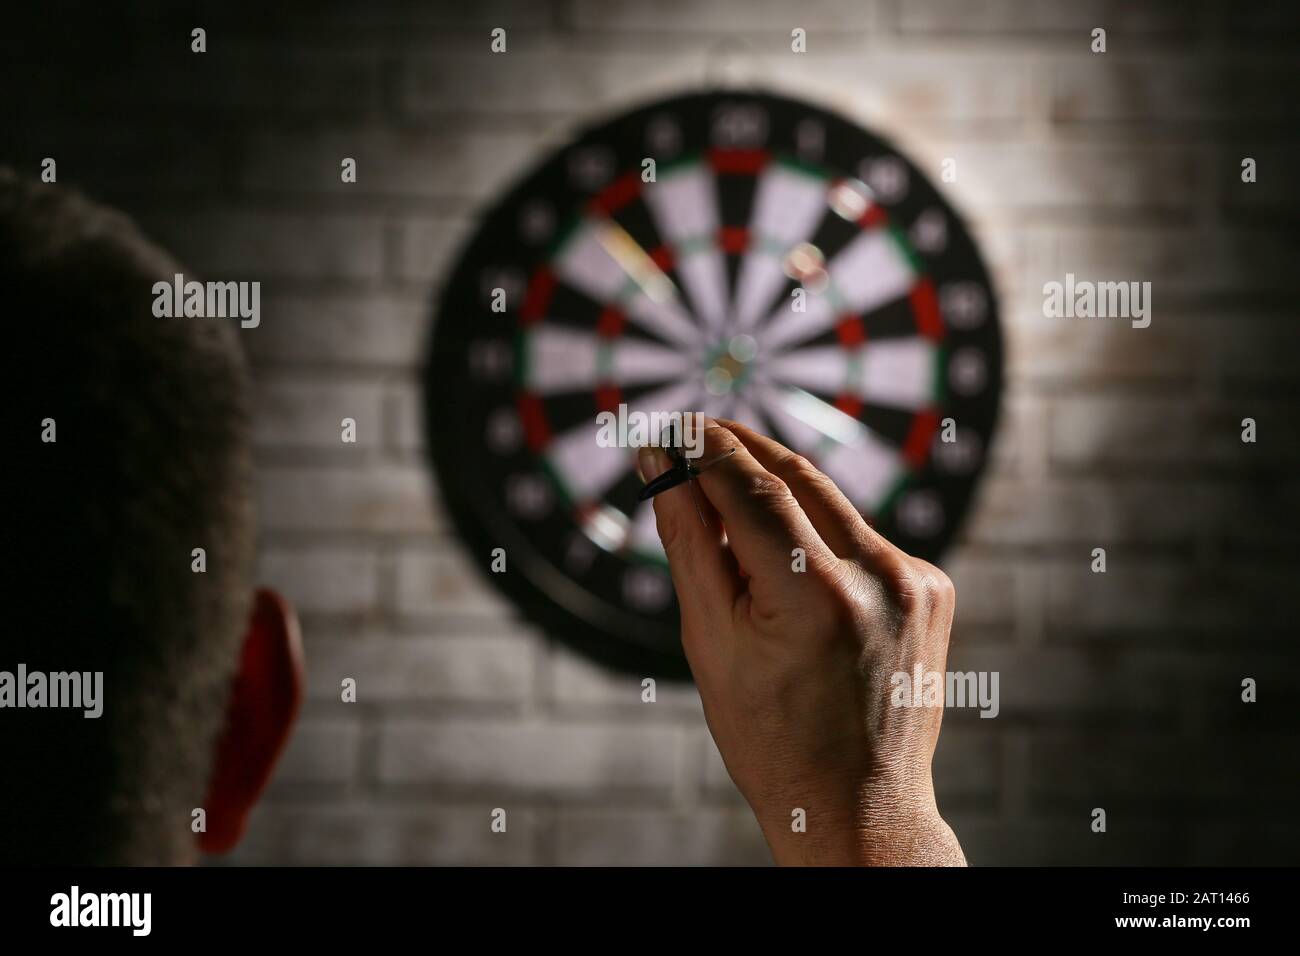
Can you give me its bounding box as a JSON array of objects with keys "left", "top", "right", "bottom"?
[{"left": 197, "top": 588, "right": 304, "bottom": 856}]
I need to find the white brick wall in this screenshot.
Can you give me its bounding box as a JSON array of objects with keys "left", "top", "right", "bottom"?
[
  {"left": 178, "top": 0, "right": 1300, "bottom": 866},
  {"left": 375, "top": 719, "right": 681, "bottom": 792},
  {"left": 303, "top": 633, "right": 536, "bottom": 703},
  {"left": 9, "top": 0, "right": 1298, "bottom": 865}
]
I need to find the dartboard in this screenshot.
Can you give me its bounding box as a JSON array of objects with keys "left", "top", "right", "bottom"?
[{"left": 425, "top": 90, "right": 1002, "bottom": 679}]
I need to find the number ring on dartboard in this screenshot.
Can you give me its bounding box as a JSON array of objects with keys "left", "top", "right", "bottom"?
[{"left": 425, "top": 90, "right": 1003, "bottom": 680}]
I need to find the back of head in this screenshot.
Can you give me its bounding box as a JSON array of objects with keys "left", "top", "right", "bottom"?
[{"left": 2, "top": 169, "right": 256, "bottom": 864}]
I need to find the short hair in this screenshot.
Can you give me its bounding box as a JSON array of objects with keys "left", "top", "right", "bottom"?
[{"left": 2, "top": 169, "right": 256, "bottom": 864}]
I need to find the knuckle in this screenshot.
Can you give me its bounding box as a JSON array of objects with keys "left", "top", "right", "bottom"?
[
  {"left": 824, "top": 575, "right": 863, "bottom": 628},
  {"left": 896, "top": 559, "right": 956, "bottom": 616},
  {"left": 775, "top": 453, "right": 840, "bottom": 500},
  {"left": 810, "top": 562, "right": 870, "bottom": 633},
  {"left": 746, "top": 470, "right": 794, "bottom": 504},
  {"left": 925, "top": 563, "right": 957, "bottom": 606},
  {"left": 700, "top": 421, "right": 742, "bottom": 460},
  {"left": 775, "top": 453, "right": 821, "bottom": 485}
]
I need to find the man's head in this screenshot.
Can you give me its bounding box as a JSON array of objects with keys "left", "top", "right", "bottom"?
[{"left": 3, "top": 169, "right": 301, "bottom": 864}]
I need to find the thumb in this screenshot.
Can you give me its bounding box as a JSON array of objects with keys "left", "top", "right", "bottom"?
[{"left": 638, "top": 445, "right": 741, "bottom": 668}]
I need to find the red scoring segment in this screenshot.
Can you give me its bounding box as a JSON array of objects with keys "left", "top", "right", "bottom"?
[
  {"left": 708, "top": 148, "right": 770, "bottom": 175},
  {"left": 516, "top": 392, "right": 551, "bottom": 452},
  {"left": 858, "top": 203, "right": 888, "bottom": 229},
  {"left": 834, "top": 392, "right": 863, "bottom": 419},
  {"left": 588, "top": 170, "right": 644, "bottom": 217},
  {"left": 835, "top": 314, "right": 866, "bottom": 348},
  {"left": 717, "top": 226, "right": 749, "bottom": 254},
  {"left": 520, "top": 267, "right": 556, "bottom": 326},
  {"left": 595, "top": 384, "right": 623, "bottom": 414},
  {"left": 596, "top": 306, "right": 626, "bottom": 338},
  {"left": 648, "top": 245, "right": 674, "bottom": 272},
  {"left": 903, "top": 408, "right": 942, "bottom": 468},
  {"left": 909, "top": 279, "right": 944, "bottom": 341}
]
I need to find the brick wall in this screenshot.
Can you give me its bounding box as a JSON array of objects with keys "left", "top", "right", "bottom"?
[{"left": 6, "top": 0, "right": 1299, "bottom": 864}]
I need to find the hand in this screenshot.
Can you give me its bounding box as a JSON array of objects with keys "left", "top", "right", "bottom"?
[{"left": 638, "top": 417, "right": 966, "bottom": 866}]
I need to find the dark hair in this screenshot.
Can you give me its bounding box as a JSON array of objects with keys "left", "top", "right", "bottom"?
[{"left": 2, "top": 169, "right": 256, "bottom": 864}]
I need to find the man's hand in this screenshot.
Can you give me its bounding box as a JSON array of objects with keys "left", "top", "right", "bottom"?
[{"left": 638, "top": 417, "right": 966, "bottom": 866}]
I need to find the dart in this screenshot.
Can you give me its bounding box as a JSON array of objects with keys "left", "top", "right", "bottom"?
[
  {"left": 636, "top": 446, "right": 737, "bottom": 502},
  {"left": 636, "top": 420, "right": 737, "bottom": 529}
]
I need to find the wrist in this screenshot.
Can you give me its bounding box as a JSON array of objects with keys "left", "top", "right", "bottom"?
[
  {"left": 852, "top": 809, "right": 967, "bottom": 866},
  {"left": 757, "top": 776, "right": 966, "bottom": 866}
]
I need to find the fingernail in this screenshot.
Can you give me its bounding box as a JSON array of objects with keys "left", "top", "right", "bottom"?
[{"left": 637, "top": 445, "right": 670, "bottom": 484}]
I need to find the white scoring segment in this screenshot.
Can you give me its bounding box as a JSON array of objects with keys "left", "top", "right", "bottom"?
[
  {"left": 642, "top": 165, "right": 729, "bottom": 334},
  {"left": 818, "top": 432, "right": 906, "bottom": 512},
  {"left": 859, "top": 338, "right": 936, "bottom": 411},
  {"left": 553, "top": 224, "right": 627, "bottom": 303},
  {"left": 553, "top": 221, "right": 698, "bottom": 347},
  {"left": 621, "top": 379, "right": 704, "bottom": 438},
  {"left": 733, "top": 165, "right": 828, "bottom": 332},
  {"left": 674, "top": 253, "right": 730, "bottom": 335},
  {"left": 764, "top": 229, "right": 916, "bottom": 352},
  {"left": 763, "top": 291, "right": 837, "bottom": 354},
  {"left": 832, "top": 229, "right": 916, "bottom": 313},
  {"left": 642, "top": 164, "right": 717, "bottom": 239},
  {"left": 524, "top": 326, "right": 600, "bottom": 393},
  {"left": 546, "top": 429, "right": 633, "bottom": 506},
  {"left": 624, "top": 291, "right": 700, "bottom": 349},
  {"left": 543, "top": 380, "right": 700, "bottom": 506},
  {"left": 753, "top": 384, "right": 840, "bottom": 453},
  {"left": 755, "top": 386, "right": 905, "bottom": 512},
  {"left": 728, "top": 397, "right": 772, "bottom": 438},
  {"left": 524, "top": 329, "right": 693, "bottom": 395},
  {"left": 767, "top": 345, "right": 855, "bottom": 397},
  {"left": 750, "top": 165, "right": 828, "bottom": 244},
  {"left": 698, "top": 393, "right": 733, "bottom": 419},
  {"left": 610, "top": 337, "right": 696, "bottom": 386}
]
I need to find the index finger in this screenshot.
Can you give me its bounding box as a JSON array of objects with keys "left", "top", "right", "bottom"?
[
  {"left": 689, "top": 417, "right": 838, "bottom": 585},
  {"left": 712, "top": 418, "right": 908, "bottom": 574}
]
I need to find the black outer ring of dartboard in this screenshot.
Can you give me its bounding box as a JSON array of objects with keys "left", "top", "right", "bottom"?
[{"left": 424, "top": 88, "right": 1003, "bottom": 682}]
